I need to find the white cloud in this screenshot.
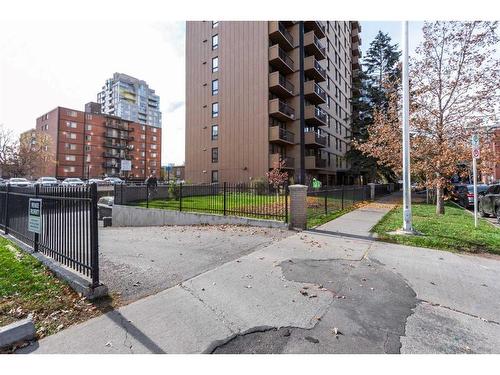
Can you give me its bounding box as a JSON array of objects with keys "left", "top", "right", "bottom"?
[{"left": 0, "top": 19, "right": 186, "bottom": 166}]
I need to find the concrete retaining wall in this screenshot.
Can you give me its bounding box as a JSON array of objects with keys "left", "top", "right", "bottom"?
[{"left": 112, "top": 205, "right": 288, "bottom": 229}]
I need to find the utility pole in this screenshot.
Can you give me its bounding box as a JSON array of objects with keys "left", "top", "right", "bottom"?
[{"left": 402, "top": 21, "right": 413, "bottom": 232}]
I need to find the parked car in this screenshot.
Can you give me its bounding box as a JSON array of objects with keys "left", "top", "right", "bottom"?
[
  {"left": 455, "top": 184, "right": 489, "bottom": 208},
  {"left": 61, "top": 178, "right": 85, "bottom": 186},
  {"left": 97, "top": 196, "right": 114, "bottom": 220},
  {"left": 479, "top": 184, "right": 500, "bottom": 220},
  {"left": 7, "top": 177, "right": 31, "bottom": 187},
  {"left": 103, "top": 177, "right": 124, "bottom": 185},
  {"left": 88, "top": 178, "right": 105, "bottom": 186},
  {"left": 35, "top": 176, "right": 59, "bottom": 187}
]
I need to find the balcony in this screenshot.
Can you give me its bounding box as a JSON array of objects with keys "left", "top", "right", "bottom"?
[
  {"left": 103, "top": 131, "right": 131, "bottom": 141},
  {"left": 304, "top": 105, "right": 327, "bottom": 126},
  {"left": 304, "top": 131, "right": 327, "bottom": 148},
  {"left": 269, "top": 98, "right": 295, "bottom": 121},
  {"left": 104, "top": 142, "right": 128, "bottom": 150},
  {"left": 352, "top": 47, "right": 361, "bottom": 57},
  {"left": 269, "top": 71, "right": 294, "bottom": 98},
  {"left": 269, "top": 126, "right": 295, "bottom": 145},
  {"left": 305, "top": 155, "right": 327, "bottom": 169},
  {"left": 269, "top": 44, "right": 294, "bottom": 74},
  {"left": 269, "top": 21, "right": 294, "bottom": 51},
  {"left": 304, "top": 81, "right": 326, "bottom": 104},
  {"left": 304, "top": 56, "right": 326, "bottom": 82},
  {"left": 105, "top": 122, "right": 132, "bottom": 132},
  {"left": 269, "top": 153, "right": 295, "bottom": 169},
  {"left": 102, "top": 161, "right": 119, "bottom": 169},
  {"left": 352, "top": 54, "right": 360, "bottom": 70},
  {"left": 102, "top": 152, "right": 130, "bottom": 159},
  {"left": 304, "top": 31, "right": 326, "bottom": 60},
  {"left": 304, "top": 21, "right": 326, "bottom": 39}
]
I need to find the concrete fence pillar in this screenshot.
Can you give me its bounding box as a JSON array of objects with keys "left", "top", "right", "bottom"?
[
  {"left": 368, "top": 183, "right": 376, "bottom": 201},
  {"left": 288, "top": 184, "right": 308, "bottom": 230}
]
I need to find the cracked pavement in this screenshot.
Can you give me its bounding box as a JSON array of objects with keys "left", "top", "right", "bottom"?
[{"left": 19, "top": 195, "right": 500, "bottom": 354}]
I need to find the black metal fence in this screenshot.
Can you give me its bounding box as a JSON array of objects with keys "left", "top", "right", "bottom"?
[
  {"left": 0, "top": 184, "right": 99, "bottom": 287},
  {"left": 116, "top": 182, "right": 289, "bottom": 222},
  {"left": 306, "top": 185, "right": 371, "bottom": 221}
]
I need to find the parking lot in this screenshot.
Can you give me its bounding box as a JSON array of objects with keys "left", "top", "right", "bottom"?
[{"left": 98, "top": 224, "right": 293, "bottom": 304}]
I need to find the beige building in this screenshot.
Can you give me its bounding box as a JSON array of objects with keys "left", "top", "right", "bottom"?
[{"left": 185, "top": 21, "right": 361, "bottom": 185}]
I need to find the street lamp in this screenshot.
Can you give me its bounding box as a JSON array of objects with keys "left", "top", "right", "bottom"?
[{"left": 402, "top": 21, "right": 413, "bottom": 232}]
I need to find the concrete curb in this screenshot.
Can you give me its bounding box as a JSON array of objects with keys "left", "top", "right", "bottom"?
[
  {"left": 0, "top": 233, "right": 108, "bottom": 300},
  {"left": 0, "top": 317, "right": 36, "bottom": 350},
  {"left": 112, "top": 205, "right": 289, "bottom": 230}
]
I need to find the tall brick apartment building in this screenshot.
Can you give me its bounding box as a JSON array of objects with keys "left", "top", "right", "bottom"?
[
  {"left": 35, "top": 103, "right": 161, "bottom": 180},
  {"left": 185, "top": 21, "right": 361, "bottom": 185}
]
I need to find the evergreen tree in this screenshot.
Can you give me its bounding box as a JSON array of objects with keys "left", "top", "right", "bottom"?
[{"left": 347, "top": 31, "right": 401, "bottom": 183}]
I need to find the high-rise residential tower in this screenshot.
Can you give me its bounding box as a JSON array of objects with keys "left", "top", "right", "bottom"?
[
  {"left": 185, "top": 21, "right": 361, "bottom": 185},
  {"left": 97, "top": 73, "right": 162, "bottom": 128}
]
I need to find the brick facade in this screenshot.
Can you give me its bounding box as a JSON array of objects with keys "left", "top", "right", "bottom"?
[{"left": 36, "top": 106, "right": 161, "bottom": 180}]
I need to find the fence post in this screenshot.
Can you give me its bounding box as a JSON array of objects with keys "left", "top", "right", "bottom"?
[
  {"left": 284, "top": 184, "right": 289, "bottom": 223},
  {"left": 341, "top": 185, "right": 344, "bottom": 210},
  {"left": 89, "top": 183, "right": 100, "bottom": 288},
  {"left": 146, "top": 183, "right": 149, "bottom": 208},
  {"left": 120, "top": 183, "right": 124, "bottom": 205},
  {"left": 288, "top": 184, "right": 308, "bottom": 229},
  {"left": 4, "top": 184, "right": 9, "bottom": 235},
  {"left": 223, "top": 182, "right": 227, "bottom": 216},
  {"left": 179, "top": 183, "right": 183, "bottom": 211},
  {"left": 33, "top": 184, "right": 40, "bottom": 252},
  {"left": 324, "top": 190, "right": 327, "bottom": 215}
]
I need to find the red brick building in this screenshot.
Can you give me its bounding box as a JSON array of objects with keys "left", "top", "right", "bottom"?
[{"left": 35, "top": 103, "right": 161, "bottom": 180}]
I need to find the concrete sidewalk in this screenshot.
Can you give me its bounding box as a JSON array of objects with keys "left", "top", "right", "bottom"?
[{"left": 19, "top": 192, "right": 500, "bottom": 354}]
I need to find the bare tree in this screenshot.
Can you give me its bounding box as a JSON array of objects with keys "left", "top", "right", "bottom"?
[
  {"left": 355, "top": 21, "right": 499, "bottom": 214},
  {"left": 0, "top": 124, "right": 17, "bottom": 176}
]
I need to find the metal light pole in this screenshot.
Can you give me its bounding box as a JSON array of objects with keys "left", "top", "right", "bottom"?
[{"left": 402, "top": 21, "right": 413, "bottom": 232}]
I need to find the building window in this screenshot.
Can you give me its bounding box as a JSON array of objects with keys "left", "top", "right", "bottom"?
[
  {"left": 66, "top": 121, "right": 77, "bottom": 128},
  {"left": 151, "top": 144, "right": 157, "bottom": 150},
  {"left": 86, "top": 125, "right": 92, "bottom": 131},
  {"left": 152, "top": 128, "right": 157, "bottom": 133},
  {"left": 211, "top": 147, "right": 218, "bottom": 163},
  {"left": 211, "top": 125, "right": 218, "bottom": 140},
  {"left": 141, "top": 134, "right": 146, "bottom": 140},
  {"left": 67, "top": 110, "right": 77, "bottom": 117},
  {"left": 65, "top": 155, "right": 76, "bottom": 161},
  {"left": 65, "top": 143, "right": 76, "bottom": 150},
  {"left": 211, "top": 170, "right": 219, "bottom": 183},
  {"left": 63, "top": 166, "right": 76, "bottom": 173},
  {"left": 212, "top": 56, "right": 219, "bottom": 72},
  {"left": 151, "top": 153, "right": 157, "bottom": 158},
  {"left": 212, "top": 21, "right": 219, "bottom": 28},
  {"left": 212, "top": 34, "right": 219, "bottom": 50},
  {"left": 212, "top": 102, "right": 219, "bottom": 118},
  {"left": 152, "top": 136, "right": 157, "bottom": 141},
  {"left": 85, "top": 135, "right": 91, "bottom": 141},
  {"left": 85, "top": 145, "right": 91, "bottom": 151},
  {"left": 212, "top": 79, "right": 219, "bottom": 95}
]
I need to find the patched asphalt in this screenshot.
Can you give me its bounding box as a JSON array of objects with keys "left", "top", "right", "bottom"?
[{"left": 213, "top": 258, "right": 417, "bottom": 354}]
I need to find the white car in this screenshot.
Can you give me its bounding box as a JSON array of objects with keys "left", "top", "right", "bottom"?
[
  {"left": 103, "top": 177, "right": 124, "bottom": 185},
  {"left": 88, "top": 178, "right": 105, "bottom": 186},
  {"left": 36, "top": 177, "right": 59, "bottom": 187},
  {"left": 8, "top": 178, "right": 31, "bottom": 187},
  {"left": 62, "top": 178, "right": 85, "bottom": 186}
]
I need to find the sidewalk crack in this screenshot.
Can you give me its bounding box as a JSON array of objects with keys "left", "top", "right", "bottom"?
[{"left": 420, "top": 300, "right": 500, "bottom": 325}]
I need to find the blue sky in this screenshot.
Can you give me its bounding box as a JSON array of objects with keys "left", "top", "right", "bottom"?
[{"left": 360, "top": 21, "right": 425, "bottom": 56}]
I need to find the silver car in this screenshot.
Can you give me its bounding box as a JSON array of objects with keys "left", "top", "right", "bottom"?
[
  {"left": 8, "top": 178, "right": 31, "bottom": 187},
  {"left": 62, "top": 178, "right": 85, "bottom": 186},
  {"left": 36, "top": 176, "right": 59, "bottom": 187}
]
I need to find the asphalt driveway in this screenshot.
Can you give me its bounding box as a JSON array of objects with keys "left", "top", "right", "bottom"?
[{"left": 98, "top": 225, "right": 292, "bottom": 304}]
